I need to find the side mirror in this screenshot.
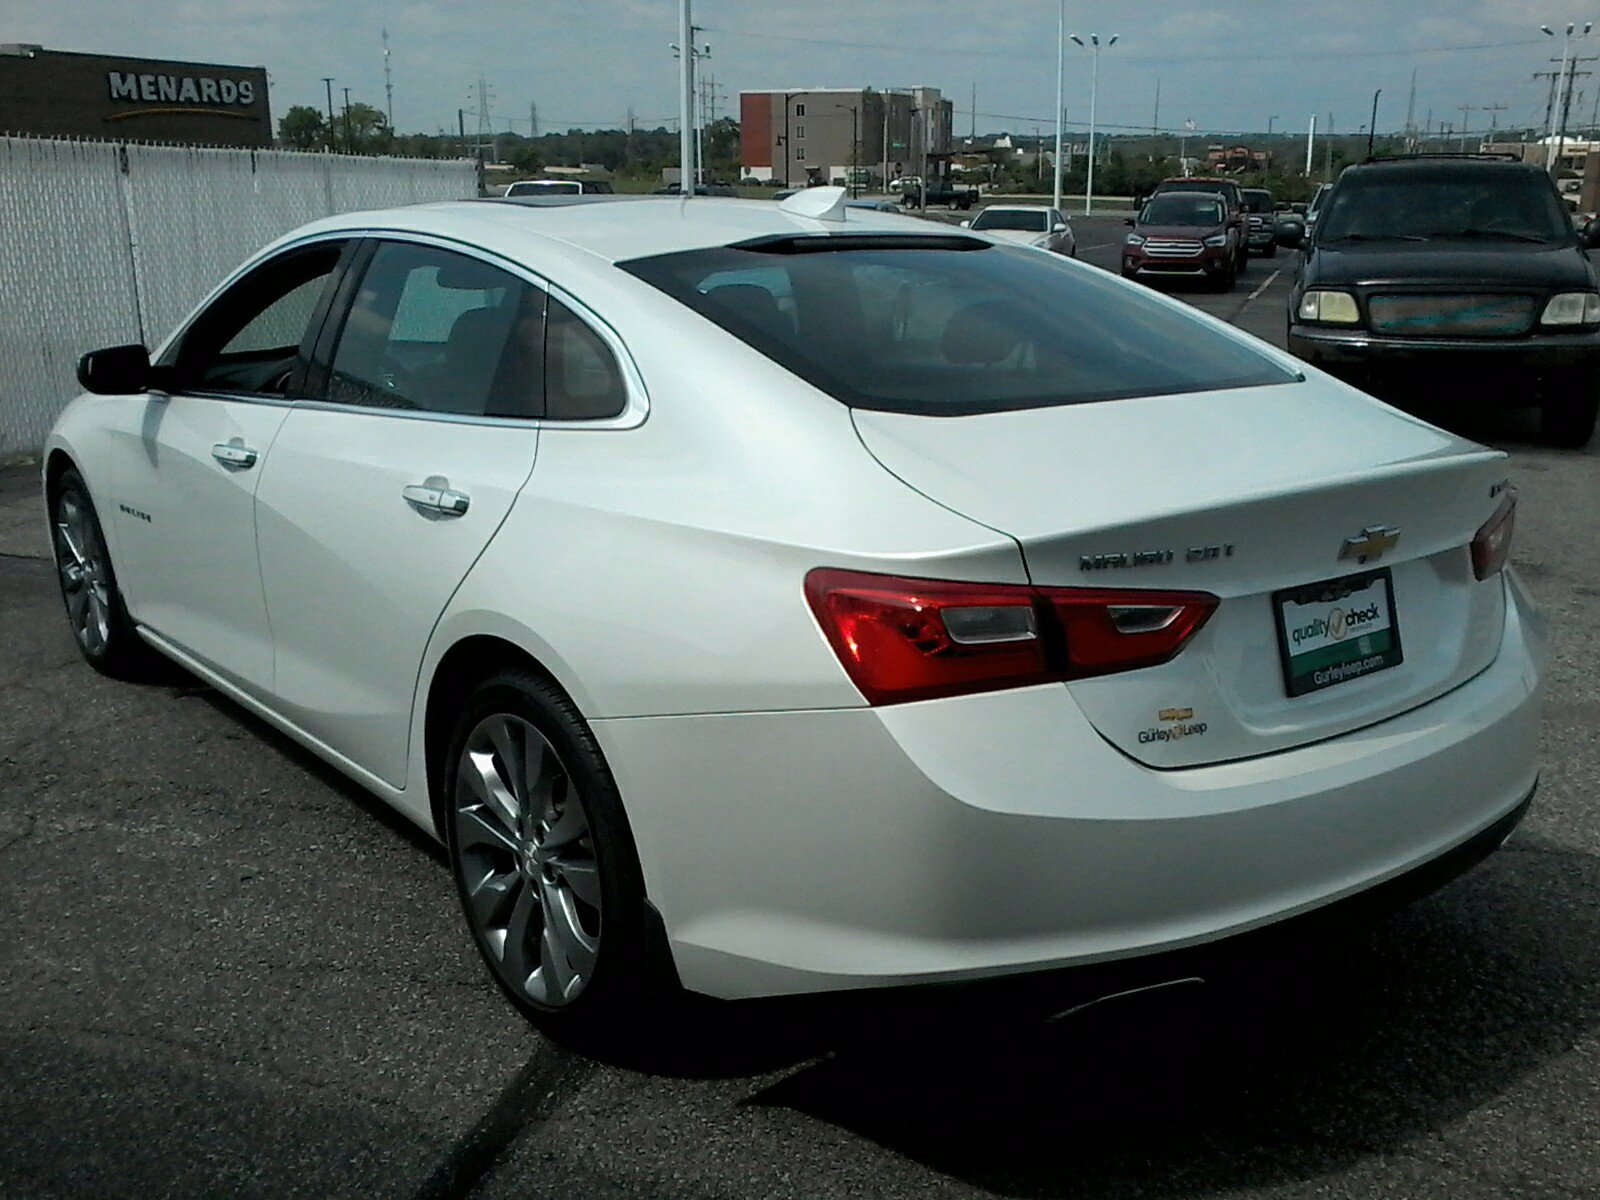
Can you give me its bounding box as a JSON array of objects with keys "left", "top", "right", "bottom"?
[
  {"left": 1124, "top": 216, "right": 1136, "bottom": 226},
  {"left": 959, "top": 219, "right": 971, "bottom": 228},
  {"left": 1275, "top": 225, "right": 1304, "bottom": 249},
  {"left": 1291, "top": 202, "right": 1307, "bottom": 214},
  {"left": 77, "top": 344, "right": 152, "bottom": 395},
  {"left": 1052, "top": 221, "right": 1068, "bottom": 233}
]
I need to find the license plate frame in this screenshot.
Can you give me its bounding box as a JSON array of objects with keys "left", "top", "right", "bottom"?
[{"left": 1272, "top": 568, "right": 1404, "bottom": 698}]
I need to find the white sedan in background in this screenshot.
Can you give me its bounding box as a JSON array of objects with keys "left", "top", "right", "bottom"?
[
  {"left": 964, "top": 203, "right": 1077, "bottom": 255},
  {"left": 47, "top": 188, "right": 1541, "bottom": 1040}
]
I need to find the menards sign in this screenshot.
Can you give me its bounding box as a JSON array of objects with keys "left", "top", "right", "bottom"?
[{"left": 107, "top": 71, "right": 257, "bottom": 108}]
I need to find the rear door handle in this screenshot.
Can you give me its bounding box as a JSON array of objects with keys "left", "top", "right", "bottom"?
[
  {"left": 212, "top": 442, "right": 258, "bottom": 469},
  {"left": 402, "top": 483, "right": 470, "bottom": 518}
]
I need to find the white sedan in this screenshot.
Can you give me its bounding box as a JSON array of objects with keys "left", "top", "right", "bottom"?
[
  {"left": 964, "top": 203, "right": 1077, "bottom": 255},
  {"left": 46, "top": 188, "right": 1542, "bottom": 1038}
]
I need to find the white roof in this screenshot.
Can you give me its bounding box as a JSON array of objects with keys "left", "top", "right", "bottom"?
[{"left": 296, "top": 197, "right": 948, "bottom": 266}]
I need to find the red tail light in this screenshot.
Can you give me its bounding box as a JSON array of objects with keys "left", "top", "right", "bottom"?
[
  {"left": 1471, "top": 489, "right": 1517, "bottom": 580},
  {"left": 805, "top": 568, "right": 1218, "bottom": 705}
]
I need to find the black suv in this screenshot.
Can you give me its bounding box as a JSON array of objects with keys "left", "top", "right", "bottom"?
[
  {"left": 1240, "top": 188, "right": 1278, "bottom": 257},
  {"left": 1287, "top": 156, "right": 1600, "bottom": 446}
]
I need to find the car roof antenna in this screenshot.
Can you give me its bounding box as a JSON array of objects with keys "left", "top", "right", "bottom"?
[{"left": 778, "top": 185, "right": 849, "bottom": 223}]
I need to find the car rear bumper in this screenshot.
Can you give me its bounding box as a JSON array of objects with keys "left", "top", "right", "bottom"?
[
  {"left": 1289, "top": 324, "right": 1600, "bottom": 378},
  {"left": 597, "top": 571, "right": 1543, "bottom": 1001}
]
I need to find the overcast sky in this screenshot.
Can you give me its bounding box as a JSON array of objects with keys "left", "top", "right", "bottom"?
[{"left": 6, "top": 1, "right": 1592, "bottom": 139}]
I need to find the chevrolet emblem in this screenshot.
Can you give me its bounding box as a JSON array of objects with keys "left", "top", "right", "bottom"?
[{"left": 1339, "top": 525, "right": 1401, "bottom": 563}]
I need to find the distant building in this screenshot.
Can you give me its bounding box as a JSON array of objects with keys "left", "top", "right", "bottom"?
[
  {"left": 1205, "top": 144, "right": 1272, "bottom": 172},
  {"left": 739, "top": 86, "right": 953, "bottom": 186},
  {"left": 0, "top": 44, "right": 271, "bottom": 147}
]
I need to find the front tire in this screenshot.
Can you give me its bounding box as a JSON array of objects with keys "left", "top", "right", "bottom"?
[
  {"left": 50, "top": 468, "right": 162, "bottom": 679},
  {"left": 444, "top": 669, "right": 670, "bottom": 1042}
]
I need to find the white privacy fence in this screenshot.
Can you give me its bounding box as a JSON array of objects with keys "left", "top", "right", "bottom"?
[{"left": 0, "top": 137, "right": 477, "bottom": 455}]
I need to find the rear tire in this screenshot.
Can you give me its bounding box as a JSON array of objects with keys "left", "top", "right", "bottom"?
[
  {"left": 444, "top": 669, "right": 676, "bottom": 1046},
  {"left": 49, "top": 468, "right": 163, "bottom": 680},
  {"left": 1214, "top": 263, "right": 1237, "bottom": 292},
  {"left": 1543, "top": 396, "right": 1599, "bottom": 448}
]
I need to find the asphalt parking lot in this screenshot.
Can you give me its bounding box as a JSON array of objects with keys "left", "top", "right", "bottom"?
[{"left": 3, "top": 222, "right": 1599, "bottom": 1199}]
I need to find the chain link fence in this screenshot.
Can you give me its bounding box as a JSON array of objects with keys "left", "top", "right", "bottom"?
[{"left": 0, "top": 137, "right": 476, "bottom": 455}]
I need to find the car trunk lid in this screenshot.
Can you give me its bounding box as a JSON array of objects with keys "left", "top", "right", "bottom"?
[{"left": 854, "top": 383, "right": 1511, "bottom": 767}]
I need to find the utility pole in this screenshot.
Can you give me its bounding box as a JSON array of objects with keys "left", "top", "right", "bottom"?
[
  {"left": 382, "top": 28, "right": 394, "bottom": 129},
  {"left": 1153, "top": 78, "right": 1161, "bottom": 137},
  {"left": 457, "top": 108, "right": 465, "bottom": 158},
  {"left": 1368, "top": 89, "right": 1381, "bottom": 160},
  {"left": 1557, "top": 57, "right": 1599, "bottom": 173},
  {"left": 529, "top": 102, "right": 539, "bottom": 138},
  {"left": 1457, "top": 104, "right": 1473, "bottom": 152},
  {"left": 321, "top": 77, "right": 336, "bottom": 152},
  {"left": 341, "top": 86, "right": 352, "bottom": 154},
  {"left": 1305, "top": 113, "right": 1316, "bottom": 175},
  {"left": 971, "top": 82, "right": 977, "bottom": 143}
]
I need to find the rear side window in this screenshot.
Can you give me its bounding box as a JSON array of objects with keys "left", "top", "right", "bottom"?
[
  {"left": 623, "top": 241, "right": 1298, "bottom": 416},
  {"left": 325, "top": 242, "right": 545, "bottom": 418},
  {"left": 544, "top": 296, "right": 627, "bottom": 420}
]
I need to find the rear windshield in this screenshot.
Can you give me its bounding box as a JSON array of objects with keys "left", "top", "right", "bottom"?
[
  {"left": 622, "top": 240, "right": 1298, "bottom": 416},
  {"left": 972, "top": 208, "right": 1049, "bottom": 232},
  {"left": 507, "top": 181, "right": 579, "bottom": 195},
  {"left": 1158, "top": 180, "right": 1233, "bottom": 201},
  {"left": 1141, "top": 195, "right": 1224, "bottom": 226},
  {"left": 1318, "top": 169, "right": 1573, "bottom": 244}
]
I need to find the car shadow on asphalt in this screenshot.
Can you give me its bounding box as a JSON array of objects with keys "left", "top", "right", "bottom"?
[
  {"left": 746, "top": 843, "right": 1598, "bottom": 1197},
  {"left": 605, "top": 839, "right": 1600, "bottom": 1198},
  {"left": 186, "top": 685, "right": 447, "bottom": 865}
]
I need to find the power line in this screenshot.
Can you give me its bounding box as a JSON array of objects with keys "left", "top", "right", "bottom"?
[{"left": 699, "top": 24, "right": 1545, "bottom": 64}]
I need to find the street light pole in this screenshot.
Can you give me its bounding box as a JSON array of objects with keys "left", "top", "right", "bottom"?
[
  {"left": 1071, "top": 34, "right": 1117, "bottom": 216},
  {"left": 1544, "top": 21, "right": 1594, "bottom": 173},
  {"left": 678, "top": 0, "right": 694, "bottom": 197},
  {"left": 1367, "top": 89, "right": 1381, "bottom": 160},
  {"left": 1052, "top": 0, "right": 1066, "bottom": 211}
]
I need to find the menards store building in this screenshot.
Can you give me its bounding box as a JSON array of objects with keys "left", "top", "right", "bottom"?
[{"left": 0, "top": 44, "right": 270, "bottom": 147}]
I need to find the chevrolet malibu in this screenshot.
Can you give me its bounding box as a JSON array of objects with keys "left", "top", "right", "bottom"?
[{"left": 45, "top": 189, "right": 1543, "bottom": 1038}]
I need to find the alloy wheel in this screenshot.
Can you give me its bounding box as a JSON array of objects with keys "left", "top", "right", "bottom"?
[
  {"left": 453, "top": 713, "right": 602, "bottom": 1007},
  {"left": 55, "top": 491, "right": 112, "bottom": 655}
]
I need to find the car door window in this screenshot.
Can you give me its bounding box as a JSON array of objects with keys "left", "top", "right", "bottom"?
[
  {"left": 325, "top": 242, "right": 545, "bottom": 418},
  {"left": 165, "top": 241, "right": 346, "bottom": 396},
  {"left": 544, "top": 296, "right": 627, "bottom": 420}
]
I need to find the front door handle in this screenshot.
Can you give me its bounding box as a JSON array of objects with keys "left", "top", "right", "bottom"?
[
  {"left": 402, "top": 483, "right": 471, "bottom": 518},
  {"left": 212, "top": 441, "right": 258, "bottom": 469}
]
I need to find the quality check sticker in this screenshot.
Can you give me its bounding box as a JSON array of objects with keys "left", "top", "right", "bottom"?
[{"left": 1274, "top": 569, "right": 1404, "bottom": 698}]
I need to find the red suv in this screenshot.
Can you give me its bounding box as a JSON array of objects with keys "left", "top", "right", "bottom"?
[
  {"left": 1150, "top": 177, "right": 1248, "bottom": 274},
  {"left": 1122, "top": 191, "right": 1238, "bottom": 290}
]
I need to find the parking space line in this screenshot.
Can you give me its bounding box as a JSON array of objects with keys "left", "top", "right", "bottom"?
[{"left": 1243, "top": 268, "right": 1281, "bottom": 304}]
